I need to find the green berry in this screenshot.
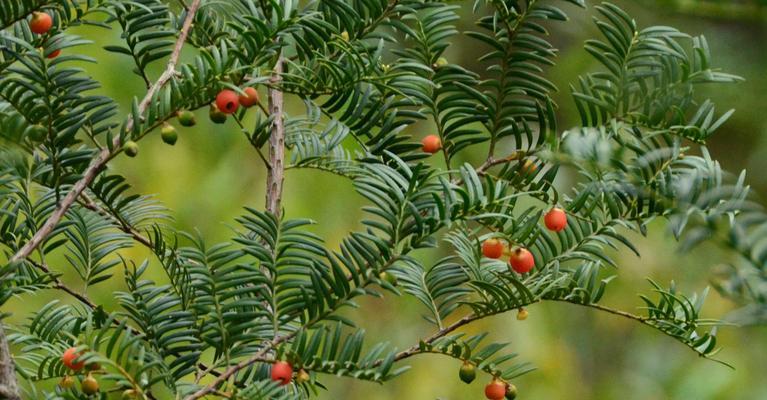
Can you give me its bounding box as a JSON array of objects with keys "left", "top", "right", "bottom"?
[
  {"left": 296, "top": 369, "right": 310, "bottom": 384},
  {"left": 505, "top": 383, "right": 518, "bottom": 399},
  {"left": 209, "top": 105, "right": 227, "bottom": 124},
  {"left": 27, "top": 124, "right": 47, "bottom": 142},
  {"left": 123, "top": 141, "right": 139, "bottom": 157},
  {"left": 59, "top": 375, "right": 75, "bottom": 389},
  {"left": 379, "top": 271, "right": 397, "bottom": 286},
  {"left": 121, "top": 389, "right": 139, "bottom": 399},
  {"left": 459, "top": 361, "right": 476, "bottom": 384},
  {"left": 435, "top": 57, "right": 448, "bottom": 68},
  {"left": 161, "top": 124, "right": 178, "bottom": 145},
  {"left": 81, "top": 374, "right": 99, "bottom": 395},
  {"left": 177, "top": 110, "right": 196, "bottom": 127}
]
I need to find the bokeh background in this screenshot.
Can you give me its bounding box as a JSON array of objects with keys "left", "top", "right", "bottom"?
[{"left": 6, "top": 0, "right": 767, "bottom": 399}]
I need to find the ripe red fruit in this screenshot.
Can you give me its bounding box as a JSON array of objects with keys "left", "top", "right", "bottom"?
[
  {"left": 421, "top": 135, "right": 441, "bottom": 154},
  {"left": 30, "top": 12, "right": 53, "bottom": 34},
  {"left": 61, "top": 347, "right": 85, "bottom": 371},
  {"left": 485, "top": 379, "right": 507, "bottom": 400},
  {"left": 544, "top": 207, "right": 567, "bottom": 232},
  {"left": 46, "top": 49, "right": 61, "bottom": 59},
  {"left": 238, "top": 87, "right": 260, "bottom": 108},
  {"left": 482, "top": 238, "right": 504, "bottom": 259},
  {"left": 215, "top": 89, "right": 239, "bottom": 114},
  {"left": 509, "top": 248, "right": 534, "bottom": 274},
  {"left": 271, "top": 361, "right": 293, "bottom": 385}
]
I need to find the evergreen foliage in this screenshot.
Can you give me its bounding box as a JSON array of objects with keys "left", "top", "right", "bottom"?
[{"left": 0, "top": 0, "right": 763, "bottom": 398}]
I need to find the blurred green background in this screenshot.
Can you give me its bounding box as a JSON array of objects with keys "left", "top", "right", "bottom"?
[{"left": 7, "top": 1, "right": 767, "bottom": 399}]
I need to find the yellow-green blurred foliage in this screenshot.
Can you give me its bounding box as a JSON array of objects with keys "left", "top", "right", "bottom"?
[{"left": 6, "top": 1, "right": 767, "bottom": 399}]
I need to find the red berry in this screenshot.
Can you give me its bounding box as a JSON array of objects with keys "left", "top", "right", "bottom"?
[
  {"left": 544, "top": 207, "right": 567, "bottom": 232},
  {"left": 46, "top": 49, "right": 60, "bottom": 59},
  {"left": 61, "top": 347, "right": 85, "bottom": 371},
  {"left": 238, "top": 87, "right": 260, "bottom": 108},
  {"left": 482, "top": 238, "right": 504, "bottom": 259},
  {"left": 421, "top": 135, "right": 441, "bottom": 154},
  {"left": 215, "top": 89, "right": 239, "bottom": 114},
  {"left": 271, "top": 361, "right": 293, "bottom": 385},
  {"left": 30, "top": 12, "right": 53, "bottom": 34},
  {"left": 509, "top": 248, "right": 534, "bottom": 274},
  {"left": 485, "top": 379, "right": 506, "bottom": 400}
]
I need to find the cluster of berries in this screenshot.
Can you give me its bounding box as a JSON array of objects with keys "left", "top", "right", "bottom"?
[
  {"left": 119, "top": 87, "right": 260, "bottom": 157},
  {"left": 459, "top": 361, "right": 518, "bottom": 399},
  {"left": 481, "top": 207, "right": 567, "bottom": 274},
  {"left": 59, "top": 348, "right": 109, "bottom": 397}
]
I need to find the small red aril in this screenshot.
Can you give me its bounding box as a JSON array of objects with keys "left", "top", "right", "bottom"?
[
  {"left": 46, "top": 49, "right": 61, "bottom": 59},
  {"left": 271, "top": 361, "right": 293, "bottom": 385},
  {"left": 30, "top": 12, "right": 53, "bottom": 34},
  {"left": 61, "top": 347, "right": 85, "bottom": 371},
  {"left": 485, "top": 379, "right": 507, "bottom": 400},
  {"left": 482, "top": 238, "right": 504, "bottom": 259},
  {"left": 509, "top": 248, "right": 534, "bottom": 274},
  {"left": 215, "top": 89, "right": 239, "bottom": 114},
  {"left": 238, "top": 87, "right": 260, "bottom": 108},
  {"left": 544, "top": 207, "right": 567, "bottom": 232},
  {"left": 421, "top": 134, "right": 441, "bottom": 154}
]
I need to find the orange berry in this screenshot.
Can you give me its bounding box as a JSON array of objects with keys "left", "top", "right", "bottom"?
[
  {"left": 215, "top": 89, "right": 239, "bottom": 114},
  {"left": 509, "top": 248, "right": 534, "bottom": 274},
  {"left": 485, "top": 379, "right": 506, "bottom": 400},
  {"left": 238, "top": 87, "right": 260, "bottom": 107},
  {"left": 61, "top": 347, "right": 85, "bottom": 371},
  {"left": 30, "top": 12, "right": 53, "bottom": 34},
  {"left": 482, "top": 239, "right": 504, "bottom": 259},
  {"left": 271, "top": 361, "right": 293, "bottom": 385},
  {"left": 46, "top": 49, "right": 61, "bottom": 59},
  {"left": 422, "top": 135, "right": 441, "bottom": 154},
  {"left": 544, "top": 207, "right": 567, "bottom": 232}
]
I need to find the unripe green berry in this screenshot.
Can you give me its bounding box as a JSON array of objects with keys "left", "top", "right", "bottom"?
[
  {"left": 161, "top": 124, "right": 178, "bottom": 145},
  {"left": 459, "top": 361, "right": 476, "bottom": 384},
  {"left": 296, "top": 369, "right": 310, "bottom": 384},
  {"left": 123, "top": 141, "right": 139, "bottom": 157},
  {"left": 177, "top": 110, "right": 196, "bottom": 127},
  {"left": 59, "top": 375, "right": 75, "bottom": 389},
  {"left": 379, "top": 271, "right": 397, "bottom": 286},
  {"left": 81, "top": 374, "right": 99, "bottom": 395},
  {"left": 209, "top": 105, "right": 227, "bottom": 124},
  {"left": 340, "top": 31, "right": 350, "bottom": 41},
  {"left": 122, "top": 389, "right": 139, "bottom": 399},
  {"left": 27, "top": 124, "right": 47, "bottom": 142},
  {"left": 505, "top": 383, "right": 518, "bottom": 399},
  {"left": 434, "top": 57, "right": 448, "bottom": 68}
]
